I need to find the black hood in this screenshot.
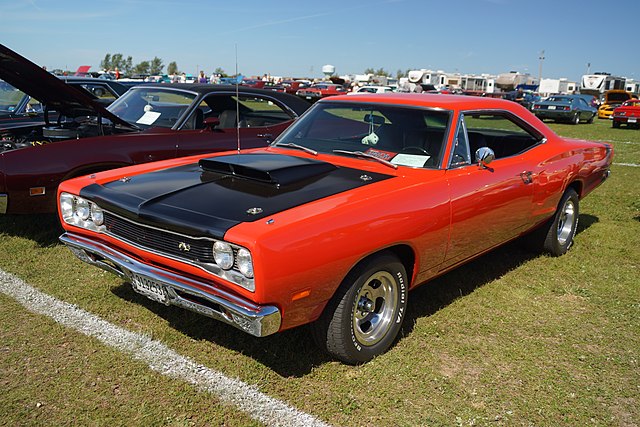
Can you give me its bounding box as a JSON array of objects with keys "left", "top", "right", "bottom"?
[
  {"left": 80, "top": 153, "right": 394, "bottom": 238},
  {"left": 0, "top": 44, "right": 131, "bottom": 126}
]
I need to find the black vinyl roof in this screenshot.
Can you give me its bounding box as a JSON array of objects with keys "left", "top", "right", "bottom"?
[{"left": 137, "top": 83, "right": 311, "bottom": 116}]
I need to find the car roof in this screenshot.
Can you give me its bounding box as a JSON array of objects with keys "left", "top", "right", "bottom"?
[
  {"left": 135, "top": 83, "right": 311, "bottom": 115},
  {"left": 325, "top": 93, "right": 525, "bottom": 111}
]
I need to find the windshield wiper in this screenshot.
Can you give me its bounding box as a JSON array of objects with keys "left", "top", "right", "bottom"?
[
  {"left": 274, "top": 142, "right": 318, "bottom": 155},
  {"left": 332, "top": 149, "right": 398, "bottom": 169}
]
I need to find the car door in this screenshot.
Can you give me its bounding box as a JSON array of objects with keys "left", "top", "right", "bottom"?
[
  {"left": 176, "top": 93, "right": 295, "bottom": 157},
  {"left": 576, "top": 98, "right": 591, "bottom": 120},
  {"left": 443, "top": 111, "right": 540, "bottom": 268}
]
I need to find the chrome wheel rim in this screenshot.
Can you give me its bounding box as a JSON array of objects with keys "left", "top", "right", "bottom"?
[
  {"left": 557, "top": 199, "right": 575, "bottom": 245},
  {"left": 352, "top": 271, "right": 398, "bottom": 346}
]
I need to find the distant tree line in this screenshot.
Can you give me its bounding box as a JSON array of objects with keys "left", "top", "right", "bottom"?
[
  {"left": 100, "top": 53, "right": 166, "bottom": 76},
  {"left": 365, "top": 68, "right": 412, "bottom": 80}
]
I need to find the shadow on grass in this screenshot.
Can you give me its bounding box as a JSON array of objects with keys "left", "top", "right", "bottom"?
[
  {"left": 108, "top": 213, "right": 599, "bottom": 377},
  {"left": 0, "top": 214, "right": 62, "bottom": 247}
]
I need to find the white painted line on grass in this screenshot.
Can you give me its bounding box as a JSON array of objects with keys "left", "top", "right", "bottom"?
[
  {"left": 0, "top": 269, "right": 331, "bottom": 427},
  {"left": 613, "top": 162, "right": 640, "bottom": 167}
]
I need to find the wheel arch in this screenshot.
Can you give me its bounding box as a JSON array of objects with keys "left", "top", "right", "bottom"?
[
  {"left": 566, "top": 179, "right": 583, "bottom": 199},
  {"left": 347, "top": 244, "right": 416, "bottom": 287}
]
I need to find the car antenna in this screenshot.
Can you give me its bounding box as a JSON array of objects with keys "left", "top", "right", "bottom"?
[{"left": 235, "top": 44, "right": 241, "bottom": 154}]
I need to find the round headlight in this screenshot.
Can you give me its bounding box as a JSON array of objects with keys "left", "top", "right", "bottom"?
[
  {"left": 213, "top": 241, "right": 234, "bottom": 270},
  {"left": 75, "top": 198, "right": 90, "bottom": 221},
  {"left": 236, "top": 248, "right": 253, "bottom": 278},
  {"left": 91, "top": 203, "right": 104, "bottom": 226}
]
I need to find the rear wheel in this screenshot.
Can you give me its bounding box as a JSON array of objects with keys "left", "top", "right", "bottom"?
[
  {"left": 525, "top": 188, "right": 579, "bottom": 256},
  {"left": 571, "top": 113, "right": 580, "bottom": 125},
  {"left": 312, "top": 252, "right": 408, "bottom": 364}
]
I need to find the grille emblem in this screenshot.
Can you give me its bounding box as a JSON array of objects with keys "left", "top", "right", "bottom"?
[
  {"left": 246, "top": 207, "right": 263, "bottom": 215},
  {"left": 178, "top": 242, "right": 191, "bottom": 252}
]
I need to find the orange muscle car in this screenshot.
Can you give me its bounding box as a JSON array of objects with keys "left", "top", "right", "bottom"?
[{"left": 58, "top": 94, "right": 613, "bottom": 364}]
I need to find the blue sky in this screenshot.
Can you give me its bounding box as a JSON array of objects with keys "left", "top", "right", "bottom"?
[{"left": 2, "top": 0, "right": 638, "bottom": 82}]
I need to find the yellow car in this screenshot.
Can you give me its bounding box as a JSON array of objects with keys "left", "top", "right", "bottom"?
[{"left": 598, "top": 90, "right": 636, "bottom": 119}]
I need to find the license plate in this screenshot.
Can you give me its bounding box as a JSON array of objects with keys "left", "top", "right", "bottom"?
[
  {"left": 629, "top": 118, "right": 637, "bottom": 123},
  {"left": 305, "top": 96, "right": 312, "bottom": 100},
  {"left": 130, "top": 273, "right": 169, "bottom": 304},
  {"left": 548, "top": 105, "right": 556, "bottom": 110}
]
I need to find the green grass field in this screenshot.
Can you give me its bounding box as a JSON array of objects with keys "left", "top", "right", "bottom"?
[{"left": 1, "top": 118, "right": 638, "bottom": 426}]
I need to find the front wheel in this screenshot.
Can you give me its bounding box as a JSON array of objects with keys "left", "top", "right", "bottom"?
[{"left": 312, "top": 252, "right": 409, "bottom": 364}]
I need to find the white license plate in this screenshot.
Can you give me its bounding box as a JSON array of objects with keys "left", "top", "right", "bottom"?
[
  {"left": 305, "top": 96, "right": 312, "bottom": 100},
  {"left": 628, "top": 118, "right": 637, "bottom": 123},
  {"left": 548, "top": 105, "right": 556, "bottom": 110},
  {"left": 131, "top": 273, "right": 169, "bottom": 304}
]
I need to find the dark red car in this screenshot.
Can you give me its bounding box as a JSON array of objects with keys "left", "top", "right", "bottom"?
[
  {"left": 296, "top": 83, "right": 347, "bottom": 102},
  {"left": 0, "top": 44, "right": 310, "bottom": 214}
]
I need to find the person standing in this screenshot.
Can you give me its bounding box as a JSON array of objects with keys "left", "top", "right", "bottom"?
[
  {"left": 198, "top": 70, "right": 207, "bottom": 83},
  {"left": 114, "top": 67, "right": 120, "bottom": 79}
]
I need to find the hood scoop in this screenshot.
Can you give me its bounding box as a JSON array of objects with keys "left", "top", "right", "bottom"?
[{"left": 199, "top": 153, "right": 337, "bottom": 186}]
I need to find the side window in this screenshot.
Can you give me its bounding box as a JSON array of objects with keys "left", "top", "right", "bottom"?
[
  {"left": 26, "top": 97, "right": 44, "bottom": 113},
  {"left": 449, "top": 115, "right": 471, "bottom": 167},
  {"left": 79, "top": 84, "right": 117, "bottom": 101},
  {"left": 462, "top": 112, "right": 541, "bottom": 159},
  {"left": 201, "top": 94, "right": 295, "bottom": 129}
]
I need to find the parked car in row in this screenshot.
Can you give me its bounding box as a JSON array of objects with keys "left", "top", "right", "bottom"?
[
  {"left": 597, "top": 89, "right": 636, "bottom": 119},
  {"left": 1, "top": 76, "right": 130, "bottom": 142},
  {"left": 612, "top": 99, "right": 640, "bottom": 128},
  {"left": 0, "top": 44, "right": 310, "bottom": 215},
  {"left": 347, "top": 85, "right": 395, "bottom": 95},
  {"left": 296, "top": 83, "right": 347, "bottom": 102},
  {"left": 531, "top": 95, "right": 597, "bottom": 124},
  {"left": 58, "top": 93, "right": 612, "bottom": 364}
]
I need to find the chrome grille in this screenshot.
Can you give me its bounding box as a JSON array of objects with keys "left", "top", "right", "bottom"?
[{"left": 104, "top": 212, "right": 214, "bottom": 263}]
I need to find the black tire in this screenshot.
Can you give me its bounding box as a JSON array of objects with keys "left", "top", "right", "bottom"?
[
  {"left": 525, "top": 188, "right": 579, "bottom": 256},
  {"left": 612, "top": 121, "right": 620, "bottom": 128},
  {"left": 587, "top": 114, "right": 594, "bottom": 124},
  {"left": 312, "top": 252, "right": 408, "bottom": 364},
  {"left": 571, "top": 113, "right": 580, "bottom": 125}
]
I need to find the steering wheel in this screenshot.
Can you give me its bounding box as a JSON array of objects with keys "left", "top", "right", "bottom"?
[{"left": 401, "top": 146, "right": 430, "bottom": 155}]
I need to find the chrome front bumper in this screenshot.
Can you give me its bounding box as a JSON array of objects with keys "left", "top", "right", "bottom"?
[{"left": 60, "top": 233, "right": 281, "bottom": 337}]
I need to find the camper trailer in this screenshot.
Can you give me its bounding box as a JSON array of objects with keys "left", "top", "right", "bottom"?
[{"left": 580, "top": 73, "right": 626, "bottom": 98}]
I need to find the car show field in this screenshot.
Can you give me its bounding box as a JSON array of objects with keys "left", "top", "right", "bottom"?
[{"left": 0, "top": 118, "right": 638, "bottom": 426}]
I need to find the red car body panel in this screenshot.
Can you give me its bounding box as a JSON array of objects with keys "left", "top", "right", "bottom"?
[{"left": 57, "top": 94, "right": 613, "bottom": 333}]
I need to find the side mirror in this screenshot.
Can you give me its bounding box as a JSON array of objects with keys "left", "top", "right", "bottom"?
[
  {"left": 475, "top": 147, "right": 495, "bottom": 168},
  {"left": 203, "top": 116, "right": 220, "bottom": 130}
]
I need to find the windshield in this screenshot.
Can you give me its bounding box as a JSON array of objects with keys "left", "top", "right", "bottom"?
[
  {"left": 274, "top": 101, "right": 451, "bottom": 168},
  {"left": 0, "top": 80, "right": 28, "bottom": 113},
  {"left": 107, "top": 87, "right": 197, "bottom": 128},
  {"left": 547, "top": 97, "right": 571, "bottom": 103}
]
